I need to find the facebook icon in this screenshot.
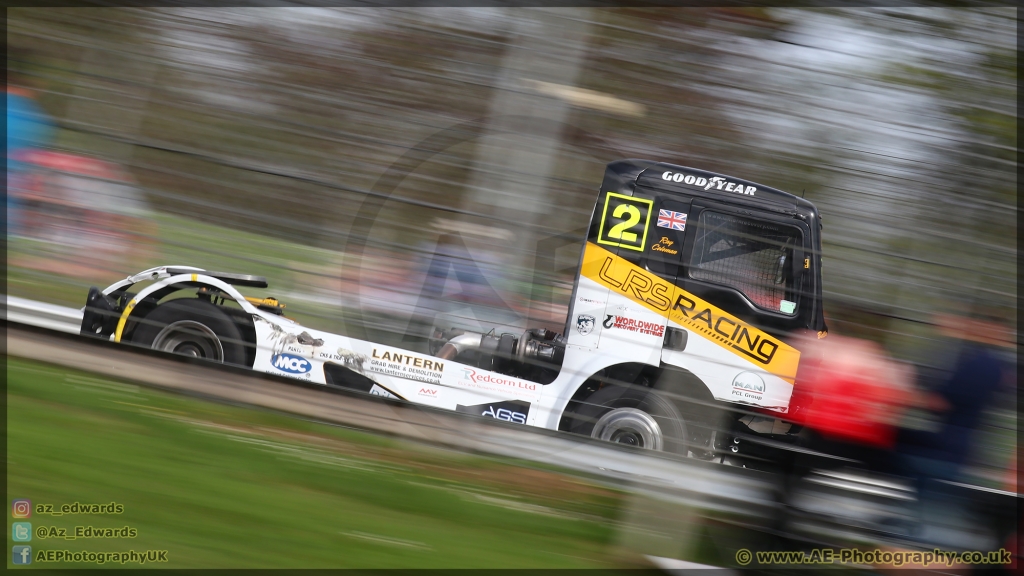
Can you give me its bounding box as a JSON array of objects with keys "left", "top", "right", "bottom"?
[{"left": 12, "top": 546, "right": 32, "bottom": 565}]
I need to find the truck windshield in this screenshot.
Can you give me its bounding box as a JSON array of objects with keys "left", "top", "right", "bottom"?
[{"left": 688, "top": 210, "right": 801, "bottom": 314}]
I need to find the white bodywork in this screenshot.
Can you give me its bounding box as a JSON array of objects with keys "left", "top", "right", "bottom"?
[{"left": 101, "top": 261, "right": 794, "bottom": 432}]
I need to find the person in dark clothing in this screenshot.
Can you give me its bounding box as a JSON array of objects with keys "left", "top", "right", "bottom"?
[
  {"left": 898, "top": 313, "right": 1012, "bottom": 483},
  {"left": 893, "top": 312, "right": 1013, "bottom": 548}
]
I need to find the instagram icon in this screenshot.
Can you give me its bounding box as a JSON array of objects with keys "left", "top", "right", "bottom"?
[{"left": 12, "top": 499, "right": 31, "bottom": 518}]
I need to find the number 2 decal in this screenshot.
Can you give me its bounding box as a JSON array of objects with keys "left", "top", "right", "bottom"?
[
  {"left": 608, "top": 204, "right": 641, "bottom": 242},
  {"left": 597, "top": 192, "right": 652, "bottom": 251}
]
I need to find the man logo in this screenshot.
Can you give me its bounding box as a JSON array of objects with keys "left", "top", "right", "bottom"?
[
  {"left": 732, "top": 371, "right": 765, "bottom": 395},
  {"left": 575, "top": 314, "right": 596, "bottom": 335},
  {"left": 271, "top": 353, "right": 311, "bottom": 374}
]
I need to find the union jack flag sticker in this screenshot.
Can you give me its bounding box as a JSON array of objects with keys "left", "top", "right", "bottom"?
[{"left": 657, "top": 209, "right": 687, "bottom": 231}]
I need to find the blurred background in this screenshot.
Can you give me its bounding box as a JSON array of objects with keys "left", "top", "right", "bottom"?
[{"left": 6, "top": 6, "right": 1017, "bottom": 567}]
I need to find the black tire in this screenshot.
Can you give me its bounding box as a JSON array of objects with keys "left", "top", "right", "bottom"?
[
  {"left": 572, "top": 385, "right": 689, "bottom": 455},
  {"left": 130, "top": 299, "right": 248, "bottom": 366}
]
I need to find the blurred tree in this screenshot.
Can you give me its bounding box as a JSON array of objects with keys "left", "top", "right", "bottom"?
[
  {"left": 7, "top": 8, "right": 153, "bottom": 160},
  {"left": 864, "top": 8, "right": 1017, "bottom": 353}
]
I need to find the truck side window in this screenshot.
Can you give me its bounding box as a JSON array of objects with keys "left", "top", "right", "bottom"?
[{"left": 688, "top": 210, "right": 801, "bottom": 314}]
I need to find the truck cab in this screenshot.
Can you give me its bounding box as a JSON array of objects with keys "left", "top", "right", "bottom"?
[
  {"left": 588, "top": 159, "right": 825, "bottom": 345},
  {"left": 569, "top": 159, "right": 826, "bottom": 460},
  {"left": 432, "top": 159, "right": 826, "bottom": 459}
]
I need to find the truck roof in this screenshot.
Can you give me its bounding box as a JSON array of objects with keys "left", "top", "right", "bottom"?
[{"left": 607, "top": 159, "right": 820, "bottom": 219}]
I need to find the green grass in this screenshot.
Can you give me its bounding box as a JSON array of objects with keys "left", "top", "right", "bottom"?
[{"left": 6, "top": 357, "right": 636, "bottom": 568}]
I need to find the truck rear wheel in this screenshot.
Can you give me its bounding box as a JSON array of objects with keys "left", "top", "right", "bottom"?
[
  {"left": 130, "top": 299, "right": 247, "bottom": 365},
  {"left": 576, "top": 386, "right": 689, "bottom": 455}
]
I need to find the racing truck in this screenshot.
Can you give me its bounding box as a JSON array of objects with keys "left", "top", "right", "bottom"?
[{"left": 80, "top": 159, "right": 827, "bottom": 462}]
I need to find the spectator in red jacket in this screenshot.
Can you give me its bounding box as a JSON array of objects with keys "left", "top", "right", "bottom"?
[{"left": 787, "top": 333, "right": 916, "bottom": 473}]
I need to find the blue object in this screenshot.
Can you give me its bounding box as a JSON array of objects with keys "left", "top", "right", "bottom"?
[
  {"left": 12, "top": 545, "right": 32, "bottom": 565},
  {"left": 271, "top": 353, "right": 312, "bottom": 374},
  {"left": 11, "top": 522, "right": 32, "bottom": 542},
  {"left": 7, "top": 90, "right": 54, "bottom": 237},
  {"left": 7, "top": 91, "right": 53, "bottom": 169}
]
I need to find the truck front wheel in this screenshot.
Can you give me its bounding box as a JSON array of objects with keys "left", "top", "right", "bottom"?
[
  {"left": 130, "top": 299, "right": 248, "bottom": 365},
  {"left": 576, "top": 386, "right": 689, "bottom": 455}
]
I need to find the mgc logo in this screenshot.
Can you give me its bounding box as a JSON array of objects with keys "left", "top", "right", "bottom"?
[{"left": 271, "top": 353, "right": 311, "bottom": 374}]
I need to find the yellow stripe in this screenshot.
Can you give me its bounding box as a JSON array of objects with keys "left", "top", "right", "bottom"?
[
  {"left": 244, "top": 296, "right": 284, "bottom": 309},
  {"left": 112, "top": 299, "right": 137, "bottom": 343},
  {"left": 580, "top": 242, "right": 801, "bottom": 382},
  {"left": 114, "top": 273, "right": 197, "bottom": 343}
]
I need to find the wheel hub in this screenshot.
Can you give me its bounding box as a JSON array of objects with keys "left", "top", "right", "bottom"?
[
  {"left": 591, "top": 407, "right": 664, "bottom": 451},
  {"left": 175, "top": 343, "right": 203, "bottom": 357},
  {"left": 151, "top": 320, "right": 224, "bottom": 362}
]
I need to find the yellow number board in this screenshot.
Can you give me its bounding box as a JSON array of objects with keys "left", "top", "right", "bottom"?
[{"left": 597, "top": 192, "right": 653, "bottom": 252}]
